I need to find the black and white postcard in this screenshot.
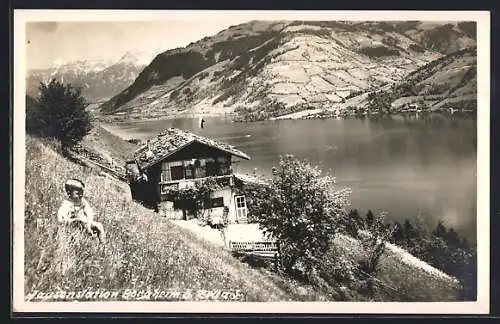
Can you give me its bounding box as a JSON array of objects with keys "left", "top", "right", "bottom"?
[{"left": 12, "top": 10, "right": 491, "bottom": 314}]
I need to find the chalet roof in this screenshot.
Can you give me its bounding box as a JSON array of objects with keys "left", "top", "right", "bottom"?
[{"left": 131, "top": 127, "right": 251, "bottom": 169}]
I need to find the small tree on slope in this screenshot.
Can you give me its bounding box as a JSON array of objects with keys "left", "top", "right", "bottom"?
[
  {"left": 256, "top": 155, "right": 352, "bottom": 279},
  {"left": 28, "top": 79, "right": 93, "bottom": 150}
]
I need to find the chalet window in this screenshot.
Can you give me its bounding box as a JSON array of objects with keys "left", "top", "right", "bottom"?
[
  {"left": 184, "top": 167, "right": 194, "bottom": 179},
  {"left": 161, "top": 161, "right": 184, "bottom": 182},
  {"left": 170, "top": 165, "right": 184, "bottom": 181},
  {"left": 196, "top": 165, "right": 206, "bottom": 178},
  {"left": 235, "top": 195, "right": 248, "bottom": 220},
  {"left": 205, "top": 159, "right": 218, "bottom": 176},
  {"left": 161, "top": 162, "right": 171, "bottom": 182},
  {"left": 220, "top": 163, "right": 230, "bottom": 175},
  {"left": 211, "top": 197, "right": 224, "bottom": 208},
  {"left": 235, "top": 195, "right": 246, "bottom": 208}
]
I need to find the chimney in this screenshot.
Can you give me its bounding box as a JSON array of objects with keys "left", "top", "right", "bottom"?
[{"left": 145, "top": 140, "right": 154, "bottom": 159}]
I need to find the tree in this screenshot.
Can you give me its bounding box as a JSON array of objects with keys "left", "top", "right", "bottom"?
[
  {"left": 392, "top": 221, "right": 405, "bottom": 244},
  {"left": 28, "top": 79, "right": 93, "bottom": 149},
  {"left": 432, "top": 220, "right": 447, "bottom": 239},
  {"left": 346, "top": 209, "right": 363, "bottom": 237},
  {"left": 403, "top": 219, "right": 417, "bottom": 244},
  {"left": 414, "top": 212, "right": 431, "bottom": 238},
  {"left": 25, "top": 95, "right": 39, "bottom": 133},
  {"left": 368, "top": 91, "right": 393, "bottom": 113},
  {"left": 445, "top": 228, "right": 461, "bottom": 247},
  {"left": 255, "top": 155, "right": 351, "bottom": 277},
  {"left": 365, "top": 210, "right": 375, "bottom": 228},
  {"left": 460, "top": 237, "right": 471, "bottom": 250}
]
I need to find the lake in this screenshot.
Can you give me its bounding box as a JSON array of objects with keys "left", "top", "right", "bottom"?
[{"left": 104, "top": 113, "right": 477, "bottom": 242}]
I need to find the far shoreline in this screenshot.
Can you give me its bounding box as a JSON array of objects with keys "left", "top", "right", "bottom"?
[{"left": 98, "top": 108, "right": 476, "bottom": 134}]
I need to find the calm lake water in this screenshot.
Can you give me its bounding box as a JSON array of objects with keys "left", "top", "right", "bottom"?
[{"left": 106, "top": 113, "right": 477, "bottom": 242}]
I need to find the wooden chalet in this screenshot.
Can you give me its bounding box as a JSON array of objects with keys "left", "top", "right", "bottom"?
[{"left": 125, "top": 127, "right": 252, "bottom": 224}]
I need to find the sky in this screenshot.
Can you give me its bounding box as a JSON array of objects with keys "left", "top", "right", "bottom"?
[
  {"left": 23, "top": 10, "right": 483, "bottom": 71},
  {"left": 26, "top": 20, "right": 248, "bottom": 70}
]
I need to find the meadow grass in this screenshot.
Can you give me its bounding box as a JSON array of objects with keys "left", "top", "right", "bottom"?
[
  {"left": 24, "top": 135, "right": 329, "bottom": 302},
  {"left": 24, "top": 134, "right": 461, "bottom": 302},
  {"left": 331, "top": 234, "right": 461, "bottom": 301}
]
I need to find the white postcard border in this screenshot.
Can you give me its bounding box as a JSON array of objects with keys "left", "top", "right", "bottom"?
[{"left": 13, "top": 9, "right": 491, "bottom": 314}]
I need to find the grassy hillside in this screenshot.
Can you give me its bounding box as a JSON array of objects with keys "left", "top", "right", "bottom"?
[
  {"left": 362, "top": 47, "right": 477, "bottom": 115},
  {"left": 331, "top": 234, "right": 460, "bottom": 301},
  {"left": 24, "top": 136, "right": 329, "bottom": 301},
  {"left": 79, "top": 124, "right": 138, "bottom": 165},
  {"left": 24, "top": 133, "right": 462, "bottom": 302}
]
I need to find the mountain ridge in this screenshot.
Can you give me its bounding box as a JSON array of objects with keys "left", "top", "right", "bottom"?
[
  {"left": 96, "top": 21, "right": 476, "bottom": 120},
  {"left": 26, "top": 50, "right": 158, "bottom": 103}
]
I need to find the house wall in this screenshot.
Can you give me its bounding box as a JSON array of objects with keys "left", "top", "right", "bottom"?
[
  {"left": 206, "top": 188, "right": 249, "bottom": 224},
  {"left": 133, "top": 141, "right": 248, "bottom": 220},
  {"left": 156, "top": 186, "right": 247, "bottom": 224},
  {"left": 206, "top": 187, "right": 233, "bottom": 224}
]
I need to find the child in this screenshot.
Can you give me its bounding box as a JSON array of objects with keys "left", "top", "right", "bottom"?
[{"left": 57, "top": 179, "right": 106, "bottom": 242}]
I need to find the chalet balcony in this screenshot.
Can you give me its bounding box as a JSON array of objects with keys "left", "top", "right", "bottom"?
[{"left": 159, "top": 174, "right": 235, "bottom": 193}]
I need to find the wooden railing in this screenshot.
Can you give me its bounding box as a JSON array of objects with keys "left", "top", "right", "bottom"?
[
  {"left": 228, "top": 240, "right": 278, "bottom": 258},
  {"left": 159, "top": 174, "right": 235, "bottom": 187}
]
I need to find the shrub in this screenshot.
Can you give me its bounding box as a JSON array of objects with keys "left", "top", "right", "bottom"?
[
  {"left": 345, "top": 209, "right": 364, "bottom": 238},
  {"left": 253, "top": 155, "right": 352, "bottom": 278},
  {"left": 365, "top": 210, "right": 375, "bottom": 229},
  {"left": 162, "top": 177, "right": 222, "bottom": 221},
  {"left": 359, "top": 212, "right": 393, "bottom": 274}
]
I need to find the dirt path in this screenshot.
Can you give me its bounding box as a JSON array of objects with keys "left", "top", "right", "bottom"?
[{"left": 172, "top": 219, "right": 226, "bottom": 248}]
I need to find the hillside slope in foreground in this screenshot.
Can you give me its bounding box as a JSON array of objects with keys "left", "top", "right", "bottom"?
[
  {"left": 23, "top": 136, "right": 330, "bottom": 302},
  {"left": 22, "top": 135, "right": 461, "bottom": 302}
]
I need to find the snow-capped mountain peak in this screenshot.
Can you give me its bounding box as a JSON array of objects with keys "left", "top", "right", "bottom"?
[
  {"left": 116, "top": 50, "right": 156, "bottom": 66},
  {"left": 27, "top": 51, "right": 153, "bottom": 103},
  {"left": 50, "top": 58, "right": 66, "bottom": 69},
  {"left": 48, "top": 58, "right": 114, "bottom": 73}
]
